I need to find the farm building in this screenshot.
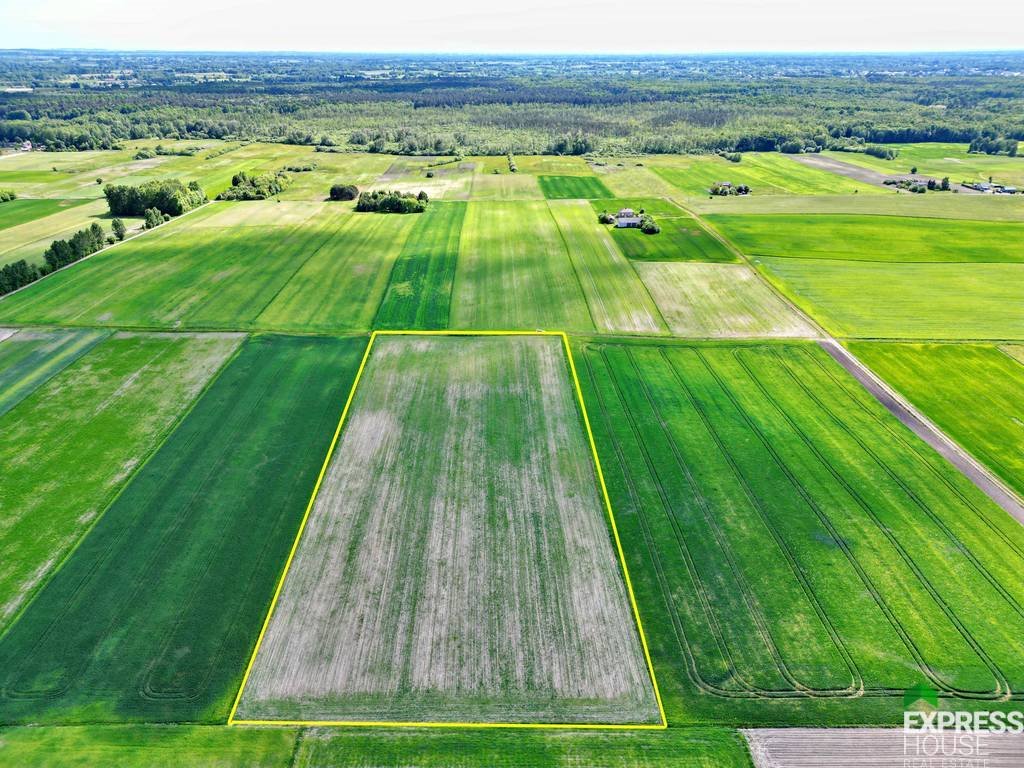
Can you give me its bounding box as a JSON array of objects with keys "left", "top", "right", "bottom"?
[{"left": 615, "top": 208, "right": 642, "bottom": 228}]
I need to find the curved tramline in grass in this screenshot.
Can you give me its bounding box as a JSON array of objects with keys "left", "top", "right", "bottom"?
[{"left": 574, "top": 339, "right": 1024, "bottom": 725}]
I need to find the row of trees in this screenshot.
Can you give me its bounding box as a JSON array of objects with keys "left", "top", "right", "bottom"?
[
  {"left": 1, "top": 221, "right": 111, "bottom": 296},
  {"left": 355, "top": 189, "right": 429, "bottom": 213},
  {"left": 104, "top": 179, "right": 206, "bottom": 217}
]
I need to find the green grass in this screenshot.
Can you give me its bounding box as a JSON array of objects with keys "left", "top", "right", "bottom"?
[
  {"left": 757, "top": 258, "right": 1024, "bottom": 339},
  {"left": 450, "top": 201, "right": 593, "bottom": 331},
  {"left": 237, "top": 335, "right": 658, "bottom": 724},
  {"left": 374, "top": 202, "right": 466, "bottom": 329},
  {"left": 849, "top": 343, "right": 1024, "bottom": 500},
  {"left": 548, "top": 201, "right": 666, "bottom": 334},
  {"left": 0, "top": 199, "right": 88, "bottom": 231},
  {"left": 688, "top": 191, "right": 1024, "bottom": 221},
  {"left": 294, "top": 727, "right": 753, "bottom": 767},
  {"left": 0, "top": 199, "right": 135, "bottom": 268},
  {"left": 0, "top": 725, "right": 297, "bottom": 767},
  {"left": 0, "top": 334, "right": 366, "bottom": 724},
  {"left": 0, "top": 332, "right": 241, "bottom": 633},
  {"left": 707, "top": 214, "right": 1024, "bottom": 263},
  {"left": 591, "top": 198, "right": 736, "bottom": 262},
  {"left": 0, "top": 328, "right": 108, "bottom": 417},
  {"left": 822, "top": 143, "right": 1024, "bottom": 187},
  {"left": 255, "top": 212, "right": 416, "bottom": 332},
  {"left": 576, "top": 340, "right": 1024, "bottom": 724},
  {"left": 0, "top": 204, "right": 413, "bottom": 332},
  {"left": 633, "top": 263, "right": 815, "bottom": 338},
  {"left": 538, "top": 175, "right": 612, "bottom": 199},
  {"left": 649, "top": 153, "right": 881, "bottom": 197}
]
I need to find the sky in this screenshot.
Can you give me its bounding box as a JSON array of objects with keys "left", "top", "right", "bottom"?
[{"left": 2, "top": 0, "right": 1022, "bottom": 54}]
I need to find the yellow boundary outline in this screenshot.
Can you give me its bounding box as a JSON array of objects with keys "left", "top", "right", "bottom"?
[{"left": 228, "top": 329, "right": 667, "bottom": 730}]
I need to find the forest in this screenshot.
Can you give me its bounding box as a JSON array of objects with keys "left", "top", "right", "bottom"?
[{"left": 1, "top": 51, "right": 1023, "bottom": 156}]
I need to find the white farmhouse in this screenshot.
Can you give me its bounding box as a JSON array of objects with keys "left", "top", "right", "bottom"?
[{"left": 614, "top": 208, "right": 642, "bottom": 228}]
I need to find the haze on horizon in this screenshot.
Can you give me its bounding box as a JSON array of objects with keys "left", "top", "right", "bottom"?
[{"left": 2, "top": 0, "right": 1023, "bottom": 55}]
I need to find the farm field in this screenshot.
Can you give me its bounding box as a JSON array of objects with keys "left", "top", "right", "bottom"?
[
  {"left": 592, "top": 198, "right": 737, "bottom": 262},
  {"left": 548, "top": 200, "right": 666, "bottom": 334},
  {"left": 634, "top": 262, "right": 816, "bottom": 338},
  {"left": 0, "top": 334, "right": 365, "bottom": 724},
  {"left": 0, "top": 331, "right": 241, "bottom": 631},
  {"left": 450, "top": 201, "right": 593, "bottom": 331},
  {"left": 0, "top": 198, "right": 137, "bottom": 267},
  {"left": 236, "top": 334, "right": 660, "bottom": 725},
  {"left": 591, "top": 162, "right": 680, "bottom": 198},
  {"left": 648, "top": 153, "right": 883, "bottom": 197},
  {"left": 538, "top": 174, "right": 612, "bottom": 199},
  {"left": 0, "top": 326, "right": 107, "bottom": 416},
  {"left": 758, "top": 258, "right": 1024, "bottom": 339},
  {"left": 848, "top": 343, "right": 1024, "bottom": 500},
  {"left": 575, "top": 339, "right": 1024, "bottom": 724},
  {"left": 821, "top": 143, "right": 1024, "bottom": 187},
  {"left": 688, "top": 192, "right": 1024, "bottom": 220},
  {"left": 375, "top": 201, "right": 466, "bottom": 329},
  {"left": 706, "top": 213, "right": 1024, "bottom": 262},
  {"left": 0, "top": 198, "right": 88, "bottom": 231}
]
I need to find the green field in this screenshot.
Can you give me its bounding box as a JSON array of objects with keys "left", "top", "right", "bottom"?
[
  {"left": 576, "top": 340, "right": 1024, "bottom": 724},
  {"left": 293, "top": 727, "right": 752, "bottom": 767},
  {"left": 822, "top": 143, "right": 1024, "bottom": 187},
  {"left": 758, "top": 258, "right": 1024, "bottom": 339},
  {"left": 649, "top": 153, "right": 883, "bottom": 197},
  {"left": 0, "top": 334, "right": 365, "bottom": 724},
  {"left": 707, "top": 214, "right": 1024, "bottom": 262},
  {"left": 592, "top": 198, "right": 737, "bottom": 262},
  {"left": 0, "top": 327, "right": 107, "bottom": 416},
  {"left": 0, "top": 199, "right": 88, "bottom": 231},
  {"left": 849, "top": 343, "right": 1024, "bottom": 499},
  {"left": 237, "top": 334, "right": 659, "bottom": 724},
  {"left": 451, "top": 201, "right": 593, "bottom": 331},
  {"left": 538, "top": 174, "right": 612, "bottom": 199},
  {"left": 548, "top": 200, "right": 666, "bottom": 333},
  {"left": 375, "top": 202, "right": 466, "bottom": 329},
  {"left": 0, "top": 725, "right": 297, "bottom": 767},
  {"left": 688, "top": 192, "right": 1024, "bottom": 221},
  {"left": 0, "top": 332, "right": 241, "bottom": 631},
  {"left": 0, "top": 198, "right": 136, "bottom": 267}
]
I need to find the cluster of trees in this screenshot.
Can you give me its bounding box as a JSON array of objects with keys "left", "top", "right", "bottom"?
[
  {"left": 104, "top": 179, "right": 206, "bottom": 216},
  {"left": 720, "top": 152, "right": 741, "bottom": 163},
  {"left": 355, "top": 189, "right": 429, "bottom": 213},
  {"left": 144, "top": 208, "right": 171, "bottom": 228},
  {"left": 216, "top": 170, "right": 291, "bottom": 200},
  {"left": 134, "top": 144, "right": 198, "bottom": 160},
  {"left": 969, "top": 136, "right": 1019, "bottom": 156},
  {"left": 283, "top": 161, "right": 317, "bottom": 172},
  {"left": 639, "top": 213, "right": 660, "bottom": 234},
  {"left": 864, "top": 145, "right": 898, "bottom": 159},
  {"left": 329, "top": 183, "right": 359, "bottom": 200},
  {"left": 507, "top": 153, "right": 518, "bottom": 173},
  {"left": 547, "top": 131, "right": 594, "bottom": 155},
  {"left": 0, "top": 189, "right": 16, "bottom": 202},
  {"left": 1, "top": 221, "right": 109, "bottom": 296},
  {"left": 709, "top": 183, "right": 751, "bottom": 196}
]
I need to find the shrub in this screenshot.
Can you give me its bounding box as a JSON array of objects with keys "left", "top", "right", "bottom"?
[
  {"left": 329, "top": 183, "right": 359, "bottom": 201},
  {"left": 144, "top": 207, "right": 165, "bottom": 229},
  {"left": 598, "top": 211, "right": 615, "bottom": 224},
  {"left": 640, "top": 214, "right": 660, "bottom": 234},
  {"left": 0, "top": 189, "right": 17, "bottom": 203},
  {"left": 111, "top": 217, "right": 127, "bottom": 241}
]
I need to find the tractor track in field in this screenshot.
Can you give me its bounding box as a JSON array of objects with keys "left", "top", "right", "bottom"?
[{"left": 820, "top": 340, "right": 1024, "bottom": 528}]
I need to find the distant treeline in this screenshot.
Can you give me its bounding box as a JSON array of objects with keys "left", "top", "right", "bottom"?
[{"left": 1, "top": 52, "right": 1022, "bottom": 156}]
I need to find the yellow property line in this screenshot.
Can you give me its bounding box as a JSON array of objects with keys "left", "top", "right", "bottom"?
[{"left": 228, "top": 329, "right": 668, "bottom": 730}]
